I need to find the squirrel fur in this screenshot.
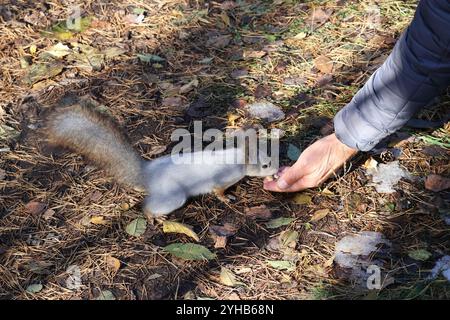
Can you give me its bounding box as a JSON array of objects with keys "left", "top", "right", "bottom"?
[{"left": 45, "top": 101, "right": 277, "bottom": 217}]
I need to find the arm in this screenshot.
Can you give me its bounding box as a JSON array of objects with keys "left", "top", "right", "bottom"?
[
  {"left": 265, "top": 0, "right": 450, "bottom": 192},
  {"left": 335, "top": 0, "right": 450, "bottom": 151}
]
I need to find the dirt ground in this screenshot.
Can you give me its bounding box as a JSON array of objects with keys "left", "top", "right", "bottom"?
[{"left": 0, "top": 0, "right": 449, "bottom": 300}]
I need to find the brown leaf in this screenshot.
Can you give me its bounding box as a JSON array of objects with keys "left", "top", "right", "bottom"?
[
  {"left": 214, "top": 236, "right": 228, "bottom": 249},
  {"left": 231, "top": 98, "right": 247, "bottom": 109},
  {"left": 210, "top": 223, "right": 238, "bottom": 237},
  {"left": 254, "top": 85, "right": 272, "bottom": 99},
  {"left": 230, "top": 69, "right": 248, "bottom": 79},
  {"left": 315, "top": 74, "right": 333, "bottom": 87},
  {"left": 243, "top": 50, "right": 266, "bottom": 60},
  {"left": 42, "top": 209, "right": 55, "bottom": 220},
  {"left": 162, "top": 97, "right": 183, "bottom": 108},
  {"left": 206, "top": 34, "right": 232, "bottom": 49},
  {"left": 25, "top": 201, "right": 46, "bottom": 215},
  {"left": 106, "top": 256, "right": 121, "bottom": 273},
  {"left": 309, "top": 8, "right": 333, "bottom": 28},
  {"left": 425, "top": 174, "right": 450, "bottom": 192},
  {"left": 90, "top": 216, "right": 107, "bottom": 225},
  {"left": 244, "top": 205, "right": 272, "bottom": 220},
  {"left": 314, "top": 55, "right": 333, "bottom": 74}
]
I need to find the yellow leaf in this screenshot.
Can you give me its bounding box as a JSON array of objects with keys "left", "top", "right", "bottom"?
[
  {"left": 106, "top": 256, "right": 120, "bottom": 273},
  {"left": 30, "top": 44, "right": 37, "bottom": 55},
  {"left": 163, "top": 220, "right": 200, "bottom": 242},
  {"left": 220, "top": 12, "right": 231, "bottom": 26},
  {"left": 363, "top": 157, "right": 378, "bottom": 170},
  {"left": 293, "top": 193, "right": 312, "bottom": 205},
  {"left": 292, "top": 32, "right": 306, "bottom": 40},
  {"left": 227, "top": 113, "right": 240, "bottom": 126},
  {"left": 310, "top": 209, "right": 330, "bottom": 222},
  {"left": 219, "top": 267, "right": 240, "bottom": 287},
  {"left": 321, "top": 188, "right": 334, "bottom": 196},
  {"left": 314, "top": 55, "right": 333, "bottom": 74},
  {"left": 90, "top": 216, "right": 107, "bottom": 225}
]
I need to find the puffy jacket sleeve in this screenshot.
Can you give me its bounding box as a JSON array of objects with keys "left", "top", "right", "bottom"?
[{"left": 334, "top": 0, "right": 450, "bottom": 151}]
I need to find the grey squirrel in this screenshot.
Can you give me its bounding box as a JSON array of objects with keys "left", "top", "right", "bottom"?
[{"left": 45, "top": 101, "right": 277, "bottom": 218}]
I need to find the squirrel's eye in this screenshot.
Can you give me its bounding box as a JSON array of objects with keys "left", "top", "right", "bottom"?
[{"left": 262, "top": 164, "right": 269, "bottom": 169}]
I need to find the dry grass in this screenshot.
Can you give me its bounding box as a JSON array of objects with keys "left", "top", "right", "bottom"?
[{"left": 0, "top": 0, "right": 449, "bottom": 300}]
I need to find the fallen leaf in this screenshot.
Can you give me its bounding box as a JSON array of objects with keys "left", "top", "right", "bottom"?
[
  {"left": 246, "top": 101, "right": 285, "bottom": 122},
  {"left": 314, "top": 55, "right": 333, "bottom": 74},
  {"left": 29, "top": 44, "right": 37, "bottom": 55},
  {"left": 279, "top": 230, "right": 298, "bottom": 248},
  {"left": 321, "top": 188, "right": 334, "bottom": 196},
  {"left": 137, "top": 53, "right": 165, "bottom": 63},
  {"left": 163, "top": 243, "right": 216, "bottom": 261},
  {"left": 408, "top": 249, "right": 432, "bottom": 261},
  {"left": 310, "top": 209, "right": 330, "bottom": 222},
  {"left": 227, "top": 113, "right": 240, "bottom": 126},
  {"left": 315, "top": 74, "right": 333, "bottom": 87},
  {"left": 265, "top": 217, "right": 295, "bottom": 229},
  {"left": 292, "top": 32, "right": 307, "bottom": 40},
  {"left": 293, "top": 193, "right": 312, "bottom": 205},
  {"left": 209, "top": 223, "right": 238, "bottom": 237},
  {"left": 125, "top": 217, "right": 147, "bottom": 237},
  {"left": 230, "top": 69, "right": 248, "bottom": 79},
  {"left": 96, "top": 290, "right": 116, "bottom": 300},
  {"left": 68, "top": 44, "right": 104, "bottom": 71},
  {"left": 287, "top": 143, "right": 301, "bottom": 161},
  {"left": 162, "top": 97, "right": 183, "bottom": 108},
  {"left": 26, "top": 283, "right": 43, "bottom": 293},
  {"left": 103, "top": 47, "right": 127, "bottom": 59},
  {"left": 124, "top": 13, "right": 145, "bottom": 24},
  {"left": 25, "top": 201, "right": 46, "bottom": 215},
  {"left": 219, "top": 267, "right": 241, "bottom": 287},
  {"left": 425, "top": 174, "right": 450, "bottom": 192},
  {"left": 267, "top": 260, "right": 295, "bottom": 271},
  {"left": 243, "top": 50, "right": 266, "bottom": 60},
  {"left": 363, "top": 157, "right": 378, "bottom": 170},
  {"left": 206, "top": 34, "right": 232, "bottom": 48},
  {"left": 309, "top": 8, "right": 333, "bottom": 28},
  {"left": 106, "top": 256, "right": 121, "bottom": 273},
  {"left": 43, "top": 42, "right": 71, "bottom": 58},
  {"left": 179, "top": 78, "right": 199, "bottom": 94},
  {"left": 199, "top": 57, "right": 213, "bottom": 64},
  {"left": 25, "top": 61, "right": 64, "bottom": 85},
  {"left": 244, "top": 205, "right": 272, "bottom": 220},
  {"left": 42, "top": 209, "right": 55, "bottom": 220},
  {"left": 254, "top": 85, "right": 272, "bottom": 99},
  {"left": 214, "top": 236, "right": 228, "bottom": 249},
  {"left": 65, "top": 265, "right": 82, "bottom": 290},
  {"left": 90, "top": 216, "right": 107, "bottom": 225},
  {"left": 0, "top": 124, "right": 19, "bottom": 141},
  {"left": 163, "top": 220, "right": 200, "bottom": 242},
  {"left": 185, "top": 96, "right": 209, "bottom": 118}
]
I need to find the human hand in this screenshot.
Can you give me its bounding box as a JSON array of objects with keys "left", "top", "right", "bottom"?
[{"left": 263, "top": 133, "right": 358, "bottom": 192}]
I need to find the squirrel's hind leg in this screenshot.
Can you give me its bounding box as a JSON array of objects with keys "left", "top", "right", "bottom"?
[
  {"left": 143, "top": 190, "right": 187, "bottom": 219},
  {"left": 212, "top": 187, "right": 230, "bottom": 203}
]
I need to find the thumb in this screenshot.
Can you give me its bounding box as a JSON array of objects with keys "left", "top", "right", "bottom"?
[{"left": 276, "top": 165, "right": 304, "bottom": 190}]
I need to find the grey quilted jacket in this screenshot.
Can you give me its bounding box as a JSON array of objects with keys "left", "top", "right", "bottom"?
[{"left": 334, "top": 0, "right": 450, "bottom": 151}]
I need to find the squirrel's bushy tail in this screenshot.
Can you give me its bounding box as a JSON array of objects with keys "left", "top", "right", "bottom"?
[{"left": 46, "top": 104, "right": 145, "bottom": 190}]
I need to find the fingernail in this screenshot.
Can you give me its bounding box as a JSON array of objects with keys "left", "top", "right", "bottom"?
[{"left": 277, "top": 179, "right": 289, "bottom": 190}]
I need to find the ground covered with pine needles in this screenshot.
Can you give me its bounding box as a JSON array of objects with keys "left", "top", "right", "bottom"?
[{"left": 0, "top": 0, "right": 449, "bottom": 300}]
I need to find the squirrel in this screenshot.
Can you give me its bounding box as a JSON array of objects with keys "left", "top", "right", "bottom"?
[{"left": 45, "top": 100, "right": 277, "bottom": 218}]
